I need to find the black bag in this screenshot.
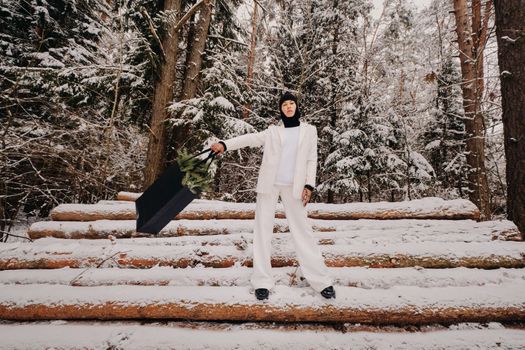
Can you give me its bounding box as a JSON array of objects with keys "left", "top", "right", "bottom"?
[{"left": 135, "top": 148, "right": 217, "bottom": 234}]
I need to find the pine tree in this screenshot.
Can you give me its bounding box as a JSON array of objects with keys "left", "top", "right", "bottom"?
[
  {"left": 265, "top": 0, "right": 368, "bottom": 203},
  {"left": 423, "top": 58, "right": 468, "bottom": 197},
  {"left": 167, "top": 0, "right": 270, "bottom": 201},
  {"left": 0, "top": 0, "right": 147, "bottom": 237}
]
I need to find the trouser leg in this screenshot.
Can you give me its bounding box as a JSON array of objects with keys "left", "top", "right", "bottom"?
[
  {"left": 278, "top": 185, "right": 332, "bottom": 292},
  {"left": 250, "top": 187, "right": 280, "bottom": 290}
]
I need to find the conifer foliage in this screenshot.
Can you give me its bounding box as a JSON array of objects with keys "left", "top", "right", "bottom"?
[
  {"left": 176, "top": 148, "right": 216, "bottom": 194},
  {"left": 0, "top": 0, "right": 513, "bottom": 240}
]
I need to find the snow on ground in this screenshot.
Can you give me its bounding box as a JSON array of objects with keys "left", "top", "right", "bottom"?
[
  {"left": 2, "top": 215, "right": 36, "bottom": 242},
  {"left": 0, "top": 321, "right": 523, "bottom": 350}
]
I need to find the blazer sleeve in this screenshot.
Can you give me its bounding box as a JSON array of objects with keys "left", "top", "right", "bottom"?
[
  {"left": 305, "top": 126, "right": 318, "bottom": 188},
  {"left": 222, "top": 128, "right": 267, "bottom": 152}
]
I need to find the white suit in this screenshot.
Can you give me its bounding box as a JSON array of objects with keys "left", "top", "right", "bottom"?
[
  {"left": 222, "top": 120, "right": 333, "bottom": 293},
  {"left": 223, "top": 120, "right": 317, "bottom": 200}
]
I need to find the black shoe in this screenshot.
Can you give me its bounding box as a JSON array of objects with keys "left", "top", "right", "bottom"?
[
  {"left": 320, "top": 286, "right": 335, "bottom": 299},
  {"left": 255, "top": 288, "right": 269, "bottom": 300}
]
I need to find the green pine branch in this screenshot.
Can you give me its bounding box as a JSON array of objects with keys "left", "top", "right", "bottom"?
[{"left": 176, "top": 148, "right": 215, "bottom": 194}]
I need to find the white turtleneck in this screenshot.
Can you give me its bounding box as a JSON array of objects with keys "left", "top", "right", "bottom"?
[{"left": 274, "top": 126, "right": 300, "bottom": 186}]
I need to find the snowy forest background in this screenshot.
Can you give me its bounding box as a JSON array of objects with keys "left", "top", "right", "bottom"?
[{"left": 0, "top": 0, "right": 508, "bottom": 235}]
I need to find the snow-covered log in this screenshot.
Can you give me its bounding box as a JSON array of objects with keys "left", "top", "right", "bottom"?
[
  {"left": 1, "top": 240, "right": 523, "bottom": 269},
  {"left": 1, "top": 266, "right": 524, "bottom": 289},
  {"left": 27, "top": 218, "right": 522, "bottom": 241},
  {"left": 117, "top": 191, "right": 140, "bottom": 201},
  {"left": 49, "top": 197, "right": 481, "bottom": 221},
  {"left": 0, "top": 284, "right": 523, "bottom": 324}
]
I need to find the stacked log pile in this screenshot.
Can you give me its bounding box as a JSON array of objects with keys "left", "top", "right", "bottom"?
[{"left": 1, "top": 193, "right": 524, "bottom": 348}]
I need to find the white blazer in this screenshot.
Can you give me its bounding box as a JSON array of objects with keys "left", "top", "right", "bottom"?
[{"left": 223, "top": 120, "right": 317, "bottom": 200}]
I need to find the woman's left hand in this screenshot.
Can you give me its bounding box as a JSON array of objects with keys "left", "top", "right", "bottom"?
[{"left": 302, "top": 188, "right": 312, "bottom": 206}]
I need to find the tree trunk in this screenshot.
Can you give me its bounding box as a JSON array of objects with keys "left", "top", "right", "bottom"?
[
  {"left": 326, "top": 2, "right": 340, "bottom": 204},
  {"left": 367, "top": 169, "right": 372, "bottom": 202},
  {"left": 171, "top": 0, "right": 214, "bottom": 153},
  {"left": 181, "top": 16, "right": 196, "bottom": 92},
  {"left": 452, "top": 0, "right": 491, "bottom": 220},
  {"left": 242, "top": 0, "right": 258, "bottom": 120},
  {"left": 494, "top": 0, "right": 525, "bottom": 239},
  {"left": 143, "top": 0, "right": 182, "bottom": 189},
  {"left": 179, "top": 0, "right": 214, "bottom": 101}
]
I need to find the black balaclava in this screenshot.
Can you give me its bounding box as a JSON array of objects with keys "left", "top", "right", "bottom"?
[{"left": 279, "top": 91, "right": 301, "bottom": 128}]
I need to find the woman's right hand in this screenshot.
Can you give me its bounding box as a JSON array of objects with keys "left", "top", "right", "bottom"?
[{"left": 210, "top": 142, "right": 225, "bottom": 156}]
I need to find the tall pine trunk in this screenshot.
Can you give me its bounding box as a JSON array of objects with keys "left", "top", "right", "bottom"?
[
  {"left": 452, "top": 0, "right": 491, "bottom": 220},
  {"left": 179, "top": 0, "right": 214, "bottom": 101},
  {"left": 242, "top": 0, "right": 258, "bottom": 120},
  {"left": 326, "top": 0, "right": 340, "bottom": 204},
  {"left": 171, "top": 0, "right": 214, "bottom": 152},
  {"left": 143, "top": 0, "right": 182, "bottom": 188},
  {"left": 494, "top": 0, "right": 525, "bottom": 239}
]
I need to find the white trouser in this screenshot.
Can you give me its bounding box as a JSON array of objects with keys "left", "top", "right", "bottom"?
[{"left": 250, "top": 184, "right": 333, "bottom": 293}]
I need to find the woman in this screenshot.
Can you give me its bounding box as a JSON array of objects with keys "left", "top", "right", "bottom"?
[{"left": 210, "top": 91, "right": 335, "bottom": 301}]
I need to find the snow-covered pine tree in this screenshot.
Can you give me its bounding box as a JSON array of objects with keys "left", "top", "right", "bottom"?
[
  {"left": 166, "top": 0, "right": 249, "bottom": 160},
  {"left": 383, "top": 0, "right": 437, "bottom": 200},
  {"left": 351, "top": 0, "right": 436, "bottom": 202},
  {"left": 266, "top": 0, "right": 368, "bottom": 203},
  {"left": 166, "top": 0, "right": 281, "bottom": 202},
  {"left": 108, "top": 0, "right": 167, "bottom": 128},
  {"left": 371, "top": 1, "right": 435, "bottom": 200},
  {"left": 0, "top": 0, "right": 111, "bottom": 116},
  {"left": 0, "top": 0, "right": 146, "bottom": 237},
  {"left": 423, "top": 58, "right": 468, "bottom": 199}
]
